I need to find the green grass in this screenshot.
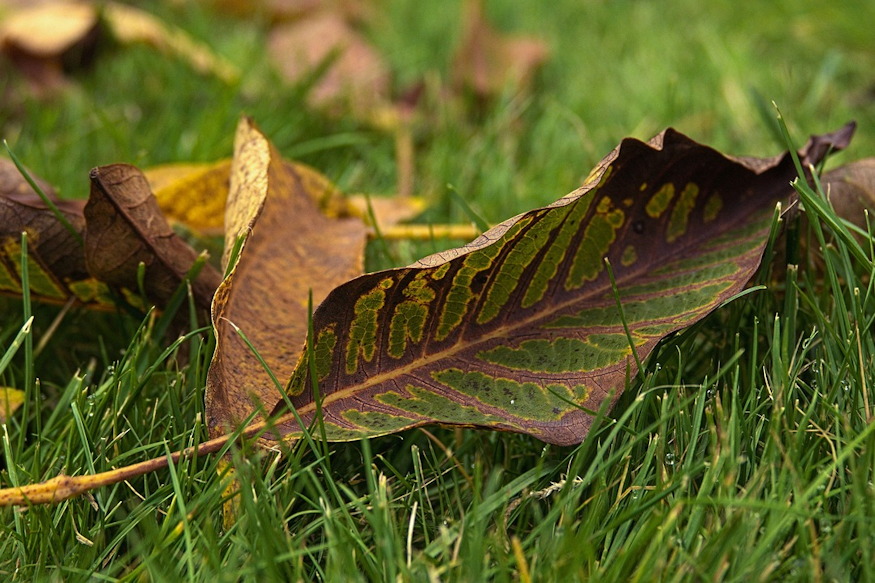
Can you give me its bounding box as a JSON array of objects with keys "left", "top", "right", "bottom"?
[{"left": 2, "top": 0, "right": 875, "bottom": 580}]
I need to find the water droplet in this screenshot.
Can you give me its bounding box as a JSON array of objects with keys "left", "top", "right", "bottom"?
[
  {"left": 664, "top": 452, "right": 676, "bottom": 466},
  {"left": 841, "top": 380, "right": 851, "bottom": 393},
  {"left": 705, "top": 388, "right": 715, "bottom": 400}
]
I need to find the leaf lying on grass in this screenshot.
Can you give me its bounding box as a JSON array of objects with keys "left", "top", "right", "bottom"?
[
  {"left": 85, "top": 164, "right": 222, "bottom": 313},
  {"left": 205, "top": 118, "right": 367, "bottom": 436},
  {"left": 452, "top": 0, "right": 550, "bottom": 99},
  {"left": 267, "top": 11, "right": 389, "bottom": 116},
  {"left": 0, "top": 157, "right": 220, "bottom": 313},
  {"left": 145, "top": 158, "right": 426, "bottom": 234},
  {"left": 0, "top": 122, "right": 854, "bottom": 506},
  {"left": 0, "top": 158, "right": 106, "bottom": 307},
  {"left": 268, "top": 123, "right": 855, "bottom": 446},
  {"left": 821, "top": 158, "right": 875, "bottom": 240},
  {"left": 0, "top": 1, "right": 238, "bottom": 94}
]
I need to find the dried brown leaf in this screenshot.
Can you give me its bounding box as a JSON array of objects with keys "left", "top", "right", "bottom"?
[
  {"left": 0, "top": 158, "right": 96, "bottom": 304},
  {"left": 822, "top": 158, "right": 875, "bottom": 238},
  {"left": 0, "top": 1, "right": 99, "bottom": 92},
  {"left": 267, "top": 12, "right": 389, "bottom": 115},
  {"left": 85, "top": 164, "right": 222, "bottom": 313},
  {"left": 452, "top": 0, "right": 549, "bottom": 99},
  {"left": 205, "top": 118, "right": 367, "bottom": 436}
]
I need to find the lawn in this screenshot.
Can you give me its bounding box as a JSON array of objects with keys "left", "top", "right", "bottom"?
[{"left": 1, "top": 0, "right": 874, "bottom": 580}]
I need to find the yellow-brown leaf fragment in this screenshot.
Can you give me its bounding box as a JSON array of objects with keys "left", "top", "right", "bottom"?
[
  {"left": 0, "top": 386, "right": 24, "bottom": 423},
  {"left": 102, "top": 2, "right": 239, "bottom": 83}
]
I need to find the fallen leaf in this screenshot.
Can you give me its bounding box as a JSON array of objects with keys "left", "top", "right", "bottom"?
[
  {"left": 0, "top": 386, "right": 25, "bottom": 423},
  {"left": 822, "top": 158, "right": 875, "bottom": 238},
  {"left": 346, "top": 193, "right": 426, "bottom": 231},
  {"left": 0, "top": 1, "right": 99, "bottom": 92},
  {"left": 452, "top": 0, "right": 549, "bottom": 99},
  {"left": 102, "top": 2, "right": 239, "bottom": 84},
  {"left": 0, "top": 1, "right": 239, "bottom": 93},
  {"left": 84, "top": 164, "right": 223, "bottom": 313},
  {"left": 267, "top": 12, "right": 389, "bottom": 115},
  {"left": 263, "top": 123, "right": 854, "bottom": 447},
  {"left": 144, "top": 158, "right": 425, "bottom": 235},
  {"left": 145, "top": 158, "right": 348, "bottom": 234},
  {"left": 145, "top": 160, "right": 233, "bottom": 235},
  {"left": 205, "top": 118, "right": 367, "bottom": 436},
  {"left": 0, "top": 124, "right": 856, "bottom": 508},
  {"left": 0, "top": 157, "right": 113, "bottom": 306}
]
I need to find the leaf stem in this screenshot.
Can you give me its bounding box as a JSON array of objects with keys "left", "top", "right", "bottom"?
[{"left": 0, "top": 420, "right": 264, "bottom": 506}]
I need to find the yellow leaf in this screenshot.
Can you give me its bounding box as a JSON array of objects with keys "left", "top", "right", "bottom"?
[
  {"left": 146, "top": 160, "right": 233, "bottom": 234},
  {"left": 0, "top": 386, "right": 25, "bottom": 423}
]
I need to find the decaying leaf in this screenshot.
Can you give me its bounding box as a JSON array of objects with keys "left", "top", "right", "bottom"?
[
  {"left": 0, "top": 123, "right": 856, "bottom": 508},
  {"left": 452, "top": 0, "right": 549, "bottom": 99},
  {"left": 0, "top": 386, "right": 25, "bottom": 423},
  {"left": 0, "top": 1, "right": 239, "bottom": 93},
  {"left": 0, "top": 1, "right": 99, "bottom": 92},
  {"left": 145, "top": 160, "right": 234, "bottom": 235},
  {"left": 262, "top": 124, "right": 854, "bottom": 447},
  {"left": 822, "top": 158, "right": 875, "bottom": 238},
  {"left": 267, "top": 11, "right": 389, "bottom": 115},
  {"left": 0, "top": 158, "right": 108, "bottom": 306},
  {"left": 205, "top": 118, "right": 367, "bottom": 436},
  {"left": 85, "top": 164, "right": 222, "bottom": 313}
]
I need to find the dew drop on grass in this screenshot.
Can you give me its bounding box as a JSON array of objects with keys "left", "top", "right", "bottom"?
[{"left": 664, "top": 452, "right": 676, "bottom": 466}]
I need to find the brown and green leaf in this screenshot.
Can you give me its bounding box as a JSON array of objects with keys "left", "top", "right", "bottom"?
[
  {"left": 257, "top": 123, "right": 855, "bottom": 447},
  {"left": 0, "top": 122, "right": 856, "bottom": 506}
]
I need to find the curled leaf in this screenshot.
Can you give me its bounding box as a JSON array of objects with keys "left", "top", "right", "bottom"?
[
  {"left": 206, "top": 118, "right": 367, "bottom": 436},
  {"left": 0, "top": 158, "right": 106, "bottom": 305},
  {"left": 85, "top": 164, "right": 222, "bottom": 313}
]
